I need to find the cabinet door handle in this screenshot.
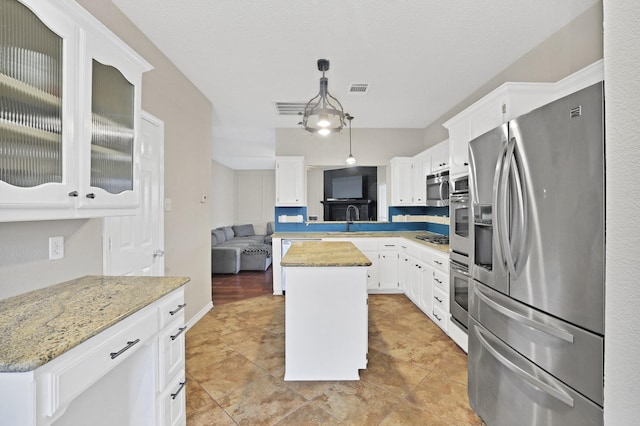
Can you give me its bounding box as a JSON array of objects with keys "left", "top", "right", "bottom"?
[
  {"left": 169, "top": 303, "right": 186, "bottom": 316},
  {"left": 434, "top": 278, "right": 442, "bottom": 284},
  {"left": 171, "top": 380, "right": 187, "bottom": 400},
  {"left": 170, "top": 326, "right": 187, "bottom": 341},
  {"left": 434, "top": 296, "right": 442, "bottom": 303},
  {"left": 68, "top": 191, "right": 78, "bottom": 197},
  {"left": 86, "top": 193, "right": 96, "bottom": 199},
  {"left": 110, "top": 339, "right": 140, "bottom": 359}
]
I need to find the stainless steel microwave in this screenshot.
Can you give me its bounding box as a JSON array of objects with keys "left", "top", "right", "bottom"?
[{"left": 426, "top": 171, "right": 449, "bottom": 207}]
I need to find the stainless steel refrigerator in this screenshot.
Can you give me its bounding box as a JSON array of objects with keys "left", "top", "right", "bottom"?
[{"left": 467, "top": 82, "right": 604, "bottom": 426}]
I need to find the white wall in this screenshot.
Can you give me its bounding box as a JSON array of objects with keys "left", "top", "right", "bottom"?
[
  {"left": 211, "top": 160, "right": 236, "bottom": 229},
  {"left": 603, "top": 0, "right": 640, "bottom": 423},
  {"left": 234, "top": 170, "right": 275, "bottom": 235}
]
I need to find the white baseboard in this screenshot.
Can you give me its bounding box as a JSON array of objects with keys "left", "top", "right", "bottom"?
[{"left": 186, "top": 301, "right": 213, "bottom": 329}]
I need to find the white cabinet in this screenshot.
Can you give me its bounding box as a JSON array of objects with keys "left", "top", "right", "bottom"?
[
  {"left": 0, "top": 0, "right": 152, "bottom": 221},
  {"left": 0, "top": 287, "right": 186, "bottom": 426},
  {"left": 389, "top": 157, "right": 415, "bottom": 206},
  {"left": 350, "top": 238, "right": 380, "bottom": 291},
  {"left": 430, "top": 140, "right": 449, "bottom": 173},
  {"left": 275, "top": 156, "right": 306, "bottom": 206},
  {"left": 444, "top": 82, "right": 556, "bottom": 178},
  {"left": 378, "top": 241, "right": 399, "bottom": 291}
]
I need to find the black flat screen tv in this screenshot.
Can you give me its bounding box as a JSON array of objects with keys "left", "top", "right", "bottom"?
[{"left": 332, "top": 175, "right": 363, "bottom": 199}]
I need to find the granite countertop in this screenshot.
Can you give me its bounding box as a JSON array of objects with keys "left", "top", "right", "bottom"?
[
  {"left": 272, "top": 231, "right": 450, "bottom": 253},
  {"left": 281, "top": 241, "right": 372, "bottom": 267},
  {"left": 0, "top": 275, "right": 190, "bottom": 373}
]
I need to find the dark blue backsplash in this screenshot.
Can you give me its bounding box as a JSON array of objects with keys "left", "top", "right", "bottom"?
[{"left": 274, "top": 206, "right": 449, "bottom": 235}]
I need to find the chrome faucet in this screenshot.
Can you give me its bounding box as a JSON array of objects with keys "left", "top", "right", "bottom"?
[{"left": 346, "top": 204, "right": 360, "bottom": 226}]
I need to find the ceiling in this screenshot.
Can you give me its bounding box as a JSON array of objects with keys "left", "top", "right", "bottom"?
[{"left": 111, "top": 0, "right": 598, "bottom": 170}]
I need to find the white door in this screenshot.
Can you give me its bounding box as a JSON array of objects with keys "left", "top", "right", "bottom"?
[{"left": 103, "top": 112, "right": 165, "bottom": 276}]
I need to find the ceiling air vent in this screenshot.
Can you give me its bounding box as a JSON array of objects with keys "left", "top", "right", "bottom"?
[
  {"left": 273, "top": 101, "right": 307, "bottom": 116},
  {"left": 348, "top": 82, "right": 370, "bottom": 95}
]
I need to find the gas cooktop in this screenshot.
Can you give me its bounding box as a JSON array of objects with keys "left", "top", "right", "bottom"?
[{"left": 415, "top": 234, "right": 449, "bottom": 245}]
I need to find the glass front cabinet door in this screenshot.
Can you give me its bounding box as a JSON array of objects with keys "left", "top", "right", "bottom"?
[
  {"left": 0, "top": 0, "right": 78, "bottom": 214},
  {"left": 0, "top": 0, "right": 151, "bottom": 221},
  {"left": 77, "top": 29, "right": 145, "bottom": 210}
]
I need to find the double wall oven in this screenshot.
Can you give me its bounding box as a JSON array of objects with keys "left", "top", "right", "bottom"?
[{"left": 449, "top": 175, "right": 470, "bottom": 330}]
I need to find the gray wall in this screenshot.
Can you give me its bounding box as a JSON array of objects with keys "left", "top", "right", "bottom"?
[
  {"left": 424, "top": 2, "right": 603, "bottom": 146},
  {"left": 603, "top": 0, "right": 640, "bottom": 422},
  {"left": 0, "top": 1, "right": 213, "bottom": 324}
]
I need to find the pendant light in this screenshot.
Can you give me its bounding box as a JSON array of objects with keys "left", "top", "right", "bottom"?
[
  {"left": 345, "top": 114, "right": 356, "bottom": 166},
  {"left": 300, "top": 59, "right": 345, "bottom": 136}
]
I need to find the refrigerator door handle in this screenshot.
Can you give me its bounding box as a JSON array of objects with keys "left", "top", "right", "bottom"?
[
  {"left": 510, "top": 139, "right": 529, "bottom": 276},
  {"left": 499, "top": 138, "right": 516, "bottom": 275},
  {"left": 493, "top": 138, "right": 510, "bottom": 269},
  {"left": 473, "top": 324, "right": 575, "bottom": 407},
  {"left": 474, "top": 284, "right": 575, "bottom": 343}
]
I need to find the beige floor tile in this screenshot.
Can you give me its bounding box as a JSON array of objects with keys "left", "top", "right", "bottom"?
[
  {"left": 275, "top": 402, "right": 342, "bottom": 425},
  {"left": 217, "top": 374, "right": 307, "bottom": 425},
  {"left": 359, "top": 348, "right": 431, "bottom": 397},
  {"left": 311, "top": 380, "right": 402, "bottom": 425},
  {"left": 186, "top": 401, "right": 235, "bottom": 426},
  {"left": 379, "top": 399, "right": 452, "bottom": 426},
  {"left": 191, "top": 352, "right": 267, "bottom": 400},
  {"left": 407, "top": 373, "right": 482, "bottom": 425},
  {"left": 184, "top": 373, "right": 217, "bottom": 414},
  {"left": 283, "top": 379, "right": 336, "bottom": 401}
]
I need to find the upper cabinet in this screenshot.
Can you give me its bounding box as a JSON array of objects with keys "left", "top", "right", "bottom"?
[
  {"left": 0, "top": 0, "right": 152, "bottom": 221},
  {"left": 444, "top": 83, "right": 556, "bottom": 178},
  {"left": 275, "top": 156, "right": 306, "bottom": 206},
  {"left": 390, "top": 157, "right": 418, "bottom": 206},
  {"left": 429, "top": 140, "right": 449, "bottom": 174}
]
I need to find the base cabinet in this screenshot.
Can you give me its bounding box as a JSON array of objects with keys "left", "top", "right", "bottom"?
[{"left": 0, "top": 287, "right": 186, "bottom": 426}]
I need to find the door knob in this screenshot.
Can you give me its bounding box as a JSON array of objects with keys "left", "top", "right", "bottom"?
[{"left": 153, "top": 249, "right": 165, "bottom": 257}]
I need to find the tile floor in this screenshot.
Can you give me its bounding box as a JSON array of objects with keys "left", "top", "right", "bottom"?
[{"left": 185, "top": 294, "right": 483, "bottom": 425}]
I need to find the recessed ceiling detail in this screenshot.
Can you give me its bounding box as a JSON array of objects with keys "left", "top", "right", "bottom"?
[
  {"left": 348, "top": 83, "right": 370, "bottom": 95},
  {"left": 273, "top": 101, "right": 307, "bottom": 116}
]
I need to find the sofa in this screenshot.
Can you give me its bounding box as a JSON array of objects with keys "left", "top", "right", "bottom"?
[{"left": 211, "top": 223, "right": 273, "bottom": 274}]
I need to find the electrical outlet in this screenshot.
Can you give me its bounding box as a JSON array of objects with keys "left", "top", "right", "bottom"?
[{"left": 49, "top": 236, "right": 64, "bottom": 260}]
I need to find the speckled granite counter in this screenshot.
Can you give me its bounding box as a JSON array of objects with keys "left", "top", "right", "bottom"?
[
  {"left": 0, "top": 275, "right": 190, "bottom": 373},
  {"left": 272, "top": 231, "right": 450, "bottom": 253},
  {"left": 281, "top": 241, "right": 372, "bottom": 267}
]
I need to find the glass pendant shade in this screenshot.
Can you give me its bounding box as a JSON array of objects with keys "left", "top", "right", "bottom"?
[
  {"left": 345, "top": 114, "right": 356, "bottom": 165},
  {"left": 301, "top": 59, "right": 345, "bottom": 136}
]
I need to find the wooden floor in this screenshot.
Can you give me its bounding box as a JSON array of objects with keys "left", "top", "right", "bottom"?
[{"left": 211, "top": 267, "right": 273, "bottom": 305}]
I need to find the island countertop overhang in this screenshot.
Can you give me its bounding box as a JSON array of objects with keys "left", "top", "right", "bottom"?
[{"left": 281, "top": 241, "right": 372, "bottom": 267}]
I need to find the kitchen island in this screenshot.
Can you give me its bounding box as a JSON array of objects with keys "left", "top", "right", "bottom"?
[{"left": 282, "top": 241, "right": 371, "bottom": 381}]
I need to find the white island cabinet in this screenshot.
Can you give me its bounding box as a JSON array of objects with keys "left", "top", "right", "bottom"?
[
  {"left": 282, "top": 241, "right": 370, "bottom": 381},
  {"left": 0, "top": 276, "right": 189, "bottom": 426}
]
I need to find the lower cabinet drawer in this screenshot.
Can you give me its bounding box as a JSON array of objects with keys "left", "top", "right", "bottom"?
[
  {"left": 432, "top": 305, "right": 449, "bottom": 333},
  {"left": 158, "top": 319, "right": 186, "bottom": 391},
  {"left": 433, "top": 286, "right": 449, "bottom": 311},
  {"left": 45, "top": 307, "right": 158, "bottom": 417},
  {"left": 433, "top": 269, "right": 449, "bottom": 292},
  {"left": 159, "top": 374, "right": 187, "bottom": 426}
]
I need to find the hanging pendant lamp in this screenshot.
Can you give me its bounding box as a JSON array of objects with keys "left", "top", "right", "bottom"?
[
  {"left": 300, "top": 59, "right": 345, "bottom": 136},
  {"left": 345, "top": 114, "right": 356, "bottom": 166}
]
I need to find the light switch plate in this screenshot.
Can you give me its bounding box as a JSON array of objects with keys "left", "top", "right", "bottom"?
[{"left": 49, "top": 236, "right": 64, "bottom": 260}]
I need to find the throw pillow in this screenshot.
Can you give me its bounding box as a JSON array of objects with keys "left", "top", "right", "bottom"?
[
  {"left": 213, "top": 229, "right": 226, "bottom": 244},
  {"left": 222, "top": 226, "right": 234, "bottom": 240},
  {"left": 233, "top": 224, "right": 255, "bottom": 237},
  {"left": 211, "top": 232, "right": 218, "bottom": 247}
]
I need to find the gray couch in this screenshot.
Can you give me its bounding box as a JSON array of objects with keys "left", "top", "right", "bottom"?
[{"left": 211, "top": 223, "right": 273, "bottom": 274}]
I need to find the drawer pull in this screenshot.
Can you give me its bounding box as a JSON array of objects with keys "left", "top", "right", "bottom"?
[
  {"left": 169, "top": 303, "right": 186, "bottom": 316},
  {"left": 171, "top": 380, "right": 187, "bottom": 400},
  {"left": 434, "top": 296, "right": 443, "bottom": 303},
  {"left": 434, "top": 260, "right": 443, "bottom": 265},
  {"left": 110, "top": 339, "right": 140, "bottom": 359},
  {"left": 170, "top": 326, "right": 187, "bottom": 341},
  {"left": 434, "top": 278, "right": 442, "bottom": 284},
  {"left": 434, "top": 313, "right": 442, "bottom": 321}
]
